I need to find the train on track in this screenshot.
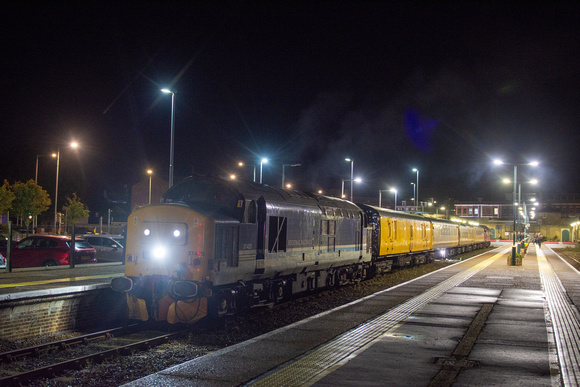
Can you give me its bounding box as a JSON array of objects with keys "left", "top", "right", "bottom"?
[{"left": 111, "top": 175, "right": 490, "bottom": 324}]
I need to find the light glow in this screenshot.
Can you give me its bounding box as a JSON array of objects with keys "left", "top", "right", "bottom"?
[
  {"left": 144, "top": 228, "right": 151, "bottom": 236},
  {"left": 152, "top": 245, "right": 167, "bottom": 260},
  {"left": 173, "top": 229, "right": 181, "bottom": 238}
]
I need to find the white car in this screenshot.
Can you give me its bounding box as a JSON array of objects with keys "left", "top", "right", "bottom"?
[{"left": 82, "top": 235, "right": 124, "bottom": 263}]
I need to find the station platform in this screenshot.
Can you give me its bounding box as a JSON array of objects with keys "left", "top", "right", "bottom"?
[
  {"left": 126, "top": 245, "right": 580, "bottom": 386},
  {"left": 0, "top": 263, "right": 123, "bottom": 300}
]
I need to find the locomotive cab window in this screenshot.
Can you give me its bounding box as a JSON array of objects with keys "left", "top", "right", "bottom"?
[{"left": 244, "top": 200, "right": 257, "bottom": 223}]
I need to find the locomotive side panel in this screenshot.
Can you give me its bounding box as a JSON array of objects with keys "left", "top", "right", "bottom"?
[
  {"left": 260, "top": 202, "right": 319, "bottom": 278},
  {"left": 261, "top": 203, "right": 369, "bottom": 279}
]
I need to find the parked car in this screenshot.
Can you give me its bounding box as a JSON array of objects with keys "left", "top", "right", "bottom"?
[
  {"left": 109, "top": 234, "right": 125, "bottom": 247},
  {"left": 0, "top": 235, "right": 97, "bottom": 268},
  {"left": 82, "top": 235, "right": 124, "bottom": 262},
  {"left": 0, "top": 252, "right": 6, "bottom": 269}
]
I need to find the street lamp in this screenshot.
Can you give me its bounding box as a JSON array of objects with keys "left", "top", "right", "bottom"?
[
  {"left": 54, "top": 141, "right": 79, "bottom": 234},
  {"left": 342, "top": 178, "right": 361, "bottom": 200},
  {"left": 282, "top": 163, "right": 301, "bottom": 187},
  {"left": 412, "top": 168, "right": 419, "bottom": 208},
  {"left": 390, "top": 188, "right": 397, "bottom": 210},
  {"left": 238, "top": 162, "right": 256, "bottom": 182},
  {"left": 345, "top": 158, "right": 354, "bottom": 201},
  {"left": 35, "top": 154, "right": 55, "bottom": 184},
  {"left": 147, "top": 169, "right": 153, "bottom": 204},
  {"left": 260, "top": 158, "right": 268, "bottom": 184},
  {"left": 494, "top": 159, "right": 539, "bottom": 265},
  {"left": 161, "top": 88, "right": 175, "bottom": 188}
]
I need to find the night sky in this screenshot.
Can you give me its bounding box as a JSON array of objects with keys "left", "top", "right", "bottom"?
[{"left": 2, "top": 2, "right": 580, "bottom": 217}]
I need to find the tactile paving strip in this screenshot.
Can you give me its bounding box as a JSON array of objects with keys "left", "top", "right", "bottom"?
[
  {"left": 248, "top": 249, "right": 507, "bottom": 386},
  {"left": 537, "top": 248, "right": 580, "bottom": 386}
]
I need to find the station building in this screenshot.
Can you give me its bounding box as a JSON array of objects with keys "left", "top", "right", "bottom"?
[{"left": 454, "top": 194, "right": 580, "bottom": 243}]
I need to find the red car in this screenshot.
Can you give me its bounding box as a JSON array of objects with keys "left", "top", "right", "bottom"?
[{"left": 1, "top": 235, "right": 97, "bottom": 268}]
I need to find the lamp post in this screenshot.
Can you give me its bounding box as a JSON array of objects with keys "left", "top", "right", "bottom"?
[
  {"left": 54, "top": 142, "right": 79, "bottom": 234},
  {"left": 342, "top": 178, "right": 361, "bottom": 200},
  {"left": 147, "top": 169, "right": 153, "bottom": 204},
  {"left": 378, "top": 190, "right": 388, "bottom": 207},
  {"left": 35, "top": 154, "right": 54, "bottom": 184},
  {"left": 161, "top": 88, "right": 175, "bottom": 188},
  {"left": 345, "top": 159, "right": 354, "bottom": 201},
  {"left": 260, "top": 158, "right": 268, "bottom": 184},
  {"left": 494, "top": 159, "right": 539, "bottom": 265},
  {"left": 282, "top": 163, "right": 301, "bottom": 187},
  {"left": 503, "top": 178, "right": 539, "bottom": 244},
  {"left": 238, "top": 162, "right": 256, "bottom": 182},
  {"left": 412, "top": 168, "right": 419, "bottom": 209},
  {"left": 390, "top": 188, "right": 397, "bottom": 210}
]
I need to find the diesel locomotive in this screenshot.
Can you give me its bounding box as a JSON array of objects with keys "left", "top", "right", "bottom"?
[{"left": 111, "top": 175, "right": 490, "bottom": 324}]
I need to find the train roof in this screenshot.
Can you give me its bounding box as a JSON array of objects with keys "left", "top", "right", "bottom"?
[
  {"left": 162, "top": 175, "right": 362, "bottom": 217},
  {"left": 357, "top": 203, "right": 431, "bottom": 222}
]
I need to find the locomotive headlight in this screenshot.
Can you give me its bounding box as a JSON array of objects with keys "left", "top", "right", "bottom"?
[
  {"left": 152, "top": 245, "right": 167, "bottom": 260},
  {"left": 173, "top": 229, "right": 181, "bottom": 238},
  {"left": 144, "top": 228, "right": 151, "bottom": 236}
]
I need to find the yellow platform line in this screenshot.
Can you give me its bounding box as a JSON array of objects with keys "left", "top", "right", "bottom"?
[{"left": 0, "top": 274, "right": 115, "bottom": 289}]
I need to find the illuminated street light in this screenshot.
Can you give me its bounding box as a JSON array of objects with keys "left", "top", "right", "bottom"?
[
  {"left": 147, "top": 169, "right": 153, "bottom": 204},
  {"left": 54, "top": 141, "right": 80, "bottom": 234},
  {"left": 412, "top": 168, "right": 419, "bottom": 210},
  {"left": 282, "top": 163, "right": 301, "bottom": 187},
  {"left": 230, "top": 174, "right": 236, "bottom": 180},
  {"left": 345, "top": 158, "right": 354, "bottom": 201},
  {"left": 390, "top": 188, "right": 397, "bottom": 209},
  {"left": 238, "top": 161, "right": 256, "bottom": 182},
  {"left": 342, "top": 178, "right": 361, "bottom": 200},
  {"left": 161, "top": 88, "right": 175, "bottom": 188},
  {"left": 260, "top": 158, "right": 268, "bottom": 184},
  {"left": 494, "top": 159, "right": 539, "bottom": 265}
]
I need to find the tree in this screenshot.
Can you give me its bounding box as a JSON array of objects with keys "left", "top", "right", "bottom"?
[
  {"left": 62, "top": 193, "right": 89, "bottom": 225},
  {"left": 11, "top": 180, "right": 51, "bottom": 229},
  {"left": 0, "top": 180, "right": 15, "bottom": 216}
]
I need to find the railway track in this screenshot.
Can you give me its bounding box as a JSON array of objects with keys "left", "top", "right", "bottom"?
[{"left": 0, "top": 323, "right": 192, "bottom": 386}]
